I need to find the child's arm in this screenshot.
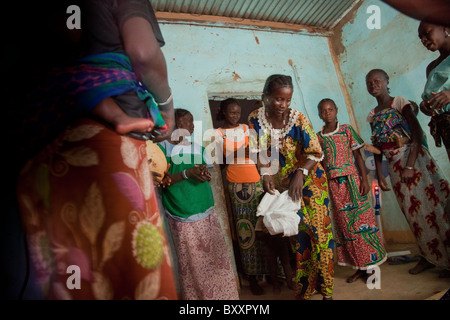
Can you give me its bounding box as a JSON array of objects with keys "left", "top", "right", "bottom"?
[
  {"left": 374, "top": 153, "right": 390, "bottom": 191},
  {"left": 369, "top": 123, "right": 390, "bottom": 191},
  {"left": 353, "top": 149, "right": 370, "bottom": 196},
  {"left": 364, "top": 143, "right": 381, "bottom": 155}
]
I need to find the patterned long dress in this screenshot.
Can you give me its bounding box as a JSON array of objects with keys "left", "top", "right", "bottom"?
[
  {"left": 216, "top": 124, "right": 268, "bottom": 276},
  {"left": 318, "top": 123, "right": 387, "bottom": 270},
  {"left": 249, "top": 107, "right": 334, "bottom": 300},
  {"left": 158, "top": 140, "right": 239, "bottom": 300},
  {"left": 16, "top": 118, "right": 178, "bottom": 300},
  {"left": 367, "top": 96, "right": 450, "bottom": 269}
]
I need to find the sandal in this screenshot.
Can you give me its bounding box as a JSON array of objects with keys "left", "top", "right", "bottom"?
[{"left": 388, "top": 254, "right": 421, "bottom": 265}]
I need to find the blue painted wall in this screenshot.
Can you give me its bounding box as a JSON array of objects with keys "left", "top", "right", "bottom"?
[{"left": 159, "top": 23, "right": 351, "bottom": 133}]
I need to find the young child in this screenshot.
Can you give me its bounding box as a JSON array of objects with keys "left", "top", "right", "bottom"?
[
  {"left": 72, "top": 52, "right": 171, "bottom": 138},
  {"left": 158, "top": 108, "right": 239, "bottom": 299},
  {"left": 317, "top": 98, "right": 387, "bottom": 283},
  {"left": 25, "top": 52, "right": 170, "bottom": 146}
]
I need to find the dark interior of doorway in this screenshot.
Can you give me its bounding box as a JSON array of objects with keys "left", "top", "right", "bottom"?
[
  {"left": 208, "top": 98, "right": 260, "bottom": 286},
  {"left": 208, "top": 98, "right": 261, "bottom": 130}
]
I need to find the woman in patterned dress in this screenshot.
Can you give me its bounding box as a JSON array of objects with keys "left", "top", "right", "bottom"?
[
  {"left": 248, "top": 74, "right": 334, "bottom": 300},
  {"left": 366, "top": 69, "right": 450, "bottom": 277},
  {"left": 13, "top": 0, "right": 178, "bottom": 300},
  {"left": 317, "top": 98, "right": 387, "bottom": 283},
  {"left": 216, "top": 98, "right": 267, "bottom": 295}
]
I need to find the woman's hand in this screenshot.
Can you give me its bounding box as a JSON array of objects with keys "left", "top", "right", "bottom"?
[
  {"left": 186, "top": 165, "right": 211, "bottom": 182},
  {"left": 359, "top": 177, "right": 370, "bottom": 196},
  {"left": 262, "top": 175, "right": 276, "bottom": 195},
  {"left": 152, "top": 163, "right": 171, "bottom": 188},
  {"left": 420, "top": 100, "right": 435, "bottom": 116},
  {"left": 378, "top": 175, "right": 391, "bottom": 191},
  {"left": 401, "top": 167, "right": 415, "bottom": 184},
  {"left": 427, "top": 90, "right": 450, "bottom": 112},
  {"left": 199, "top": 165, "right": 212, "bottom": 181},
  {"left": 151, "top": 110, "right": 175, "bottom": 143},
  {"left": 288, "top": 171, "right": 304, "bottom": 202}
]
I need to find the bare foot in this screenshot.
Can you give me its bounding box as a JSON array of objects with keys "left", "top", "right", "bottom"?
[
  {"left": 409, "top": 257, "right": 435, "bottom": 275},
  {"left": 346, "top": 269, "right": 365, "bottom": 283},
  {"left": 249, "top": 277, "right": 264, "bottom": 295},
  {"left": 91, "top": 97, "right": 154, "bottom": 134},
  {"left": 113, "top": 115, "right": 154, "bottom": 135}
]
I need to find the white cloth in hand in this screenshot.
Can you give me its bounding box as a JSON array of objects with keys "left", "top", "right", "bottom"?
[{"left": 256, "top": 190, "right": 301, "bottom": 237}]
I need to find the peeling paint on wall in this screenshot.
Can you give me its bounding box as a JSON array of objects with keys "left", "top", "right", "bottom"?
[
  {"left": 232, "top": 72, "right": 241, "bottom": 81},
  {"left": 252, "top": 31, "right": 260, "bottom": 45}
]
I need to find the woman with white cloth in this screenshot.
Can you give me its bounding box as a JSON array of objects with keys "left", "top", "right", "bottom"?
[{"left": 249, "top": 74, "right": 334, "bottom": 300}]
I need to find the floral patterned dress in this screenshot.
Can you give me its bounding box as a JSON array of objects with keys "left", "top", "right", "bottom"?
[
  {"left": 16, "top": 118, "right": 178, "bottom": 300},
  {"left": 249, "top": 107, "right": 334, "bottom": 299},
  {"left": 367, "top": 96, "right": 450, "bottom": 269},
  {"left": 216, "top": 124, "right": 268, "bottom": 277},
  {"left": 318, "top": 123, "right": 386, "bottom": 270}
]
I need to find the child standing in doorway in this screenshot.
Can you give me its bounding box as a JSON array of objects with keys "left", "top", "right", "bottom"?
[
  {"left": 317, "top": 98, "right": 387, "bottom": 283},
  {"left": 216, "top": 98, "right": 268, "bottom": 295}
]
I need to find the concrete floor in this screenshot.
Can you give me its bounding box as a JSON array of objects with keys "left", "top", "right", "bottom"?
[{"left": 238, "top": 243, "right": 450, "bottom": 300}]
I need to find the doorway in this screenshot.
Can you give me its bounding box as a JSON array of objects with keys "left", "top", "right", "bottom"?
[{"left": 209, "top": 98, "right": 261, "bottom": 130}]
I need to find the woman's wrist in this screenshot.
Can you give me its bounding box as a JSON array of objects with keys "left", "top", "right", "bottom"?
[
  {"left": 294, "top": 170, "right": 305, "bottom": 180},
  {"left": 261, "top": 173, "right": 271, "bottom": 181},
  {"left": 181, "top": 168, "right": 190, "bottom": 180},
  {"left": 296, "top": 167, "right": 308, "bottom": 176}
]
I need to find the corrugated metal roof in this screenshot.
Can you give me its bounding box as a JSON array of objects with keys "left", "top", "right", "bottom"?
[{"left": 151, "top": 0, "right": 360, "bottom": 30}]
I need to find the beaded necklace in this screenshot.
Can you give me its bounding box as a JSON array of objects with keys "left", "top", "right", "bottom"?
[{"left": 258, "top": 107, "right": 298, "bottom": 150}]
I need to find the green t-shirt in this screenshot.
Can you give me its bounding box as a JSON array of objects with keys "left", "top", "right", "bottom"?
[{"left": 158, "top": 140, "right": 214, "bottom": 219}]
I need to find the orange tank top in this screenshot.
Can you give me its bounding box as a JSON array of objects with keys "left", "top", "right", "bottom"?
[{"left": 217, "top": 124, "right": 260, "bottom": 183}]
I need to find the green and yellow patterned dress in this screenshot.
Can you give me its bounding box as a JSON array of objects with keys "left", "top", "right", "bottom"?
[{"left": 249, "top": 107, "right": 334, "bottom": 300}]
